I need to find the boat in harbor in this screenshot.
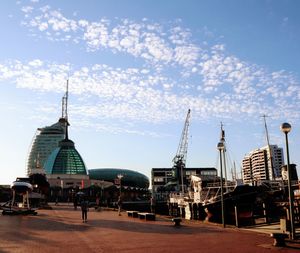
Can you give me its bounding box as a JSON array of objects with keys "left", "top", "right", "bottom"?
[
  {"left": 202, "top": 184, "right": 258, "bottom": 224},
  {"left": 168, "top": 122, "right": 282, "bottom": 224}
]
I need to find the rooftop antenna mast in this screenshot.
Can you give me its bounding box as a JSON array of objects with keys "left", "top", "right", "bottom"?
[
  {"left": 61, "top": 79, "right": 70, "bottom": 139},
  {"left": 62, "top": 79, "right": 69, "bottom": 121},
  {"left": 262, "top": 114, "right": 275, "bottom": 180},
  {"left": 173, "top": 109, "right": 191, "bottom": 193}
]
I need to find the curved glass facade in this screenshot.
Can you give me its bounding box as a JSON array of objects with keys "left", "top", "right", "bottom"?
[
  {"left": 88, "top": 168, "right": 149, "bottom": 188},
  {"left": 27, "top": 118, "right": 67, "bottom": 175},
  {"left": 44, "top": 139, "right": 87, "bottom": 175}
]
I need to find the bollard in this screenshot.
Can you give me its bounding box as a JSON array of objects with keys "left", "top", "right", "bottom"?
[
  {"left": 234, "top": 205, "right": 239, "bottom": 227},
  {"left": 270, "top": 233, "right": 288, "bottom": 247}
]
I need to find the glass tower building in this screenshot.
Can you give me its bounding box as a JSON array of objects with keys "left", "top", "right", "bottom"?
[{"left": 26, "top": 118, "right": 67, "bottom": 175}]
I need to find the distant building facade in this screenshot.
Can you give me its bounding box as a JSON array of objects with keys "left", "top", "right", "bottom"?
[
  {"left": 242, "top": 145, "right": 284, "bottom": 184},
  {"left": 151, "top": 167, "right": 217, "bottom": 193}
]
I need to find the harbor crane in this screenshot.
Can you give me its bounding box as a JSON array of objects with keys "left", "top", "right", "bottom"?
[{"left": 172, "top": 109, "right": 191, "bottom": 193}]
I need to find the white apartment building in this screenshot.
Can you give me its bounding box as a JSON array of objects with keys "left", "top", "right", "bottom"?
[{"left": 242, "top": 145, "right": 284, "bottom": 184}]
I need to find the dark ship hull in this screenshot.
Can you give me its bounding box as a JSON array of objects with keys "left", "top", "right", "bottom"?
[{"left": 202, "top": 185, "right": 259, "bottom": 225}]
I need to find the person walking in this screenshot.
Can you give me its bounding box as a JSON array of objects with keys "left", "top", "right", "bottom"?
[
  {"left": 73, "top": 196, "right": 78, "bottom": 210},
  {"left": 80, "top": 197, "right": 89, "bottom": 223},
  {"left": 95, "top": 194, "right": 101, "bottom": 211},
  {"left": 150, "top": 196, "right": 156, "bottom": 214},
  {"left": 117, "top": 196, "right": 122, "bottom": 216}
]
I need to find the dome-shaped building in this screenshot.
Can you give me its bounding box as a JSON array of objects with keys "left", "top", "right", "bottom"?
[
  {"left": 44, "top": 123, "right": 89, "bottom": 189},
  {"left": 88, "top": 168, "right": 150, "bottom": 205},
  {"left": 44, "top": 139, "right": 87, "bottom": 176},
  {"left": 89, "top": 168, "right": 149, "bottom": 189}
]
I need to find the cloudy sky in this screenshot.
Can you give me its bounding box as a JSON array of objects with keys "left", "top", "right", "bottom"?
[{"left": 0, "top": 0, "right": 300, "bottom": 184}]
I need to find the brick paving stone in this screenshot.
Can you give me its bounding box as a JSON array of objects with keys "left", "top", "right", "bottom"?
[{"left": 0, "top": 203, "right": 299, "bottom": 253}]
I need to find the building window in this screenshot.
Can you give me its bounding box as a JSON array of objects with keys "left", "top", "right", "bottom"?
[
  {"left": 186, "top": 171, "right": 196, "bottom": 176},
  {"left": 154, "top": 177, "right": 164, "bottom": 182}
]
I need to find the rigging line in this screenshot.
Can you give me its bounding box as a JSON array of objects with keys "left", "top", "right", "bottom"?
[
  {"left": 214, "top": 149, "right": 221, "bottom": 184},
  {"left": 261, "top": 114, "right": 275, "bottom": 180}
]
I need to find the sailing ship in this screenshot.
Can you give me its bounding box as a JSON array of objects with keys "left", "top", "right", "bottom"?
[
  {"left": 196, "top": 124, "right": 258, "bottom": 224},
  {"left": 201, "top": 118, "right": 289, "bottom": 225}
]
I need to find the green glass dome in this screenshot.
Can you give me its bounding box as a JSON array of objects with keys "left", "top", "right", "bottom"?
[
  {"left": 44, "top": 138, "right": 87, "bottom": 175},
  {"left": 88, "top": 168, "right": 149, "bottom": 189}
]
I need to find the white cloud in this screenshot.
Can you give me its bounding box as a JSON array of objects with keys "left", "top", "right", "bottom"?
[
  {"left": 174, "top": 45, "right": 199, "bottom": 67},
  {"left": 21, "top": 6, "right": 201, "bottom": 67},
  {"left": 1, "top": 59, "right": 300, "bottom": 125},
  {"left": 83, "top": 22, "right": 109, "bottom": 50},
  {"left": 5, "top": 3, "right": 299, "bottom": 129},
  {"left": 21, "top": 6, "right": 34, "bottom": 13},
  {"left": 78, "top": 19, "right": 89, "bottom": 27},
  {"left": 28, "top": 59, "right": 43, "bottom": 67},
  {"left": 38, "top": 22, "right": 48, "bottom": 31}
]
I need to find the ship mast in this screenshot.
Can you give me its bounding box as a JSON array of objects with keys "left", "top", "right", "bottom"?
[
  {"left": 220, "top": 122, "right": 228, "bottom": 190},
  {"left": 262, "top": 114, "right": 275, "bottom": 180}
]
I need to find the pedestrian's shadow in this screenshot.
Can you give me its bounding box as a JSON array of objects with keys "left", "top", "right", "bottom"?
[
  {"left": 88, "top": 218, "right": 224, "bottom": 235},
  {"left": 27, "top": 211, "right": 224, "bottom": 235},
  {"left": 22, "top": 214, "right": 91, "bottom": 232}
]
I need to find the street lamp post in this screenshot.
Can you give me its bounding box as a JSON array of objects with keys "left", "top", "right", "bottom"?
[
  {"left": 217, "top": 141, "right": 225, "bottom": 228},
  {"left": 117, "top": 174, "right": 123, "bottom": 198},
  {"left": 280, "top": 122, "right": 295, "bottom": 240}
]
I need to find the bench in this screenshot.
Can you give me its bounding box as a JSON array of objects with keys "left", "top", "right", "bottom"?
[
  {"left": 138, "top": 212, "right": 156, "bottom": 221},
  {"left": 127, "top": 211, "right": 139, "bottom": 218},
  {"left": 172, "top": 217, "right": 182, "bottom": 226},
  {"left": 270, "top": 233, "right": 288, "bottom": 247}
]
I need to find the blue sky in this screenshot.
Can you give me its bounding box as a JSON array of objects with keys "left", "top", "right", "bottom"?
[{"left": 0, "top": 0, "right": 300, "bottom": 185}]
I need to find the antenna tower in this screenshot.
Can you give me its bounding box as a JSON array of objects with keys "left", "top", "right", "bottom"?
[{"left": 62, "top": 79, "right": 69, "bottom": 121}]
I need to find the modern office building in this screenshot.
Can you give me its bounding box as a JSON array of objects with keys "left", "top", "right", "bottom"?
[
  {"left": 242, "top": 155, "right": 252, "bottom": 184},
  {"left": 151, "top": 167, "right": 217, "bottom": 193},
  {"left": 242, "top": 145, "right": 284, "bottom": 184},
  {"left": 26, "top": 118, "right": 67, "bottom": 176}
]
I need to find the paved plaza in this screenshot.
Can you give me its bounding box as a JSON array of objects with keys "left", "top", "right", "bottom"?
[{"left": 0, "top": 204, "right": 299, "bottom": 253}]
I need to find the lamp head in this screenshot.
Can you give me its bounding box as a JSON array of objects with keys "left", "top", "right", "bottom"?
[
  {"left": 280, "top": 122, "right": 291, "bottom": 134},
  {"left": 217, "top": 141, "right": 224, "bottom": 151}
]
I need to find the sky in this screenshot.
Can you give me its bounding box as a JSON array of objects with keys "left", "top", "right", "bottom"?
[{"left": 0, "top": 0, "right": 300, "bottom": 185}]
